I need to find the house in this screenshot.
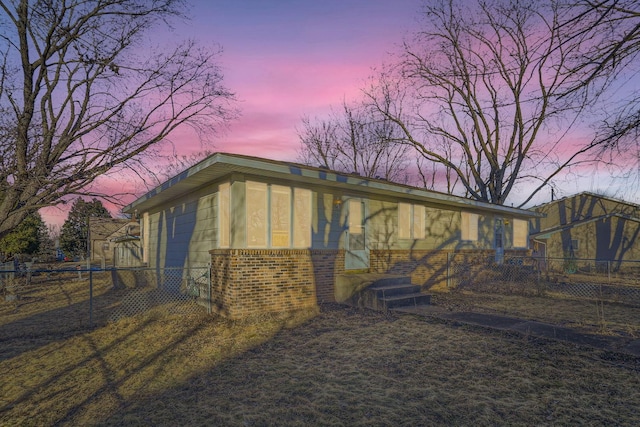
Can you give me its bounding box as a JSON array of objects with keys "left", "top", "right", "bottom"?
[
  {"left": 123, "top": 153, "right": 539, "bottom": 318},
  {"left": 111, "top": 222, "right": 142, "bottom": 267},
  {"left": 89, "top": 218, "right": 130, "bottom": 264},
  {"left": 89, "top": 218, "right": 141, "bottom": 266},
  {"left": 529, "top": 192, "right": 640, "bottom": 265}
]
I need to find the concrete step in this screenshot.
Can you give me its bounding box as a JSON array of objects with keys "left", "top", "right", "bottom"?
[
  {"left": 369, "top": 275, "right": 412, "bottom": 288},
  {"left": 368, "top": 283, "right": 422, "bottom": 298},
  {"left": 336, "top": 273, "right": 431, "bottom": 312},
  {"left": 380, "top": 292, "right": 432, "bottom": 310}
]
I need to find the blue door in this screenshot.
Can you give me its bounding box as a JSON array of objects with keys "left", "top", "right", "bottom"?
[{"left": 495, "top": 219, "right": 504, "bottom": 264}]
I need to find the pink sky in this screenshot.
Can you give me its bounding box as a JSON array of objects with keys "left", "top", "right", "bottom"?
[
  {"left": 40, "top": 0, "right": 640, "bottom": 228},
  {"left": 192, "top": 0, "right": 422, "bottom": 159},
  {"left": 41, "top": 0, "right": 423, "bottom": 228}
]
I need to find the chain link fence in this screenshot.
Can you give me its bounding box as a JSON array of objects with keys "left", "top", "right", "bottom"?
[
  {"left": 448, "top": 256, "right": 640, "bottom": 305},
  {"left": 0, "top": 264, "right": 210, "bottom": 338}
]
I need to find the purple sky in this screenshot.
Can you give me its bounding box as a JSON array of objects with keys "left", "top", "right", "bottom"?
[
  {"left": 42, "top": 0, "right": 423, "bottom": 227},
  {"left": 179, "top": 0, "right": 422, "bottom": 158},
  {"left": 41, "top": 0, "right": 640, "bottom": 227}
]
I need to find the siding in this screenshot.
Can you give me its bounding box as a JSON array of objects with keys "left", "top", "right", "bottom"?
[{"left": 147, "top": 184, "right": 220, "bottom": 268}]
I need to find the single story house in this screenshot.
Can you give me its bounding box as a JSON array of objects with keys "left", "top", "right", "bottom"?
[
  {"left": 123, "top": 153, "right": 539, "bottom": 318},
  {"left": 110, "top": 222, "right": 142, "bottom": 268},
  {"left": 89, "top": 218, "right": 131, "bottom": 264},
  {"left": 530, "top": 192, "right": 640, "bottom": 265}
]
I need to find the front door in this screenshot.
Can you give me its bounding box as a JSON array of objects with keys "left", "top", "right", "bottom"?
[
  {"left": 495, "top": 218, "right": 504, "bottom": 264},
  {"left": 345, "top": 199, "right": 369, "bottom": 270}
]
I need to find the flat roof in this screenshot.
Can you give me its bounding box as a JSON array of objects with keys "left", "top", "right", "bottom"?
[{"left": 123, "top": 152, "right": 542, "bottom": 218}]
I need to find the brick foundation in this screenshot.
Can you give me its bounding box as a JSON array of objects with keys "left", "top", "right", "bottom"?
[
  {"left": 209, "top": 248, "right": 528, "bottom": 318},
  {"left": 209, "top": 249, "right": 344, "bottom": 319}
]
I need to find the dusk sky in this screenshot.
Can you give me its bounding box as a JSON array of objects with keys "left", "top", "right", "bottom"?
[
  {"left": 181, "top": 0, "right": 422, "bottom": 158},
  {"left": 43, "top": 0, "right": 423, "bottom": 227},
  {"left": 41, "top": 0, "right": 639, "bottom": 227}
]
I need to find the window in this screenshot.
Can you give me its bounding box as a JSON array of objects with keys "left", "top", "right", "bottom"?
[
  {"left": 243, "top": 181, "right": 312, "bottom": 248},
  {"left": 293, "top": 188, "right": 312, "bottom": 247},
  {"left": 569, "top": 239, "right": 579, "bottom": 251},
  {"left": 218, "top": 182, "right": 230, "bottom": 248},
  {"left": 513, "top": 219, "right": 528, "bottom": 248},
  {"left": 271, "top": 185, "right": 291, "bottom": 247},
  {"left": 398, "top": 202, "right": 425, "bottom": 239},
  {"left": 246, "top": 181, "right": 268, "bottom": 247},
  {"left": 461, "top": 212, "right": 479, "bottom": 241},
  {"left": 349, "top": 200, "right": 363, "bottom": 235},
  {"left": 142, "top": 212, "right": 150, "bottom": 263},
  {"left": 413, "top": 205, "right": 425, "bottom": 239},
  {"left": 398, "top": 203, "right": 411, "bottom": 239},
  {"left": 348, "top": 199, "right": 365, "bottom": 251}
]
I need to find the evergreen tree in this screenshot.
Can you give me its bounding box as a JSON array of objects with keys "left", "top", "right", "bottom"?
[
  {"left": 60, "top": 199, "right": 112, "bottom": 258},
  {"left": 0, "top": 213, "right": 48, "bottom": 258}
]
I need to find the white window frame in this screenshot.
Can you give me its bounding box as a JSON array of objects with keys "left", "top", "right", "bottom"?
[{"left": 461, "top": 212, "right": 479, "bottom": 241}]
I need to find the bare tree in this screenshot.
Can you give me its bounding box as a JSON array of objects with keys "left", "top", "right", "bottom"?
[
  {"left": 365, "top": 0, "right": 625, "bottom": 206},
  {"left": 561, "top": 0, "right": 640, "bottom": 148},
  {"left": 297, "top": 99, "right": 412, "bottom": 183},
  {"left": 0, "top": 0, "right": 236, "bottom": 239}
]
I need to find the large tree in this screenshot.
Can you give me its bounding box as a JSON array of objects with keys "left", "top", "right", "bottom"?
[
  {"left": 297, "top": 99, "right": 412, "bottom": 183},
  {"left": 60, "top": 198, "right": 111, "bottom": 258},
  {"left": 0, "top": 0, "right": 236, "bottom": 240},
  {"left": 365, "top": 0, "right": 629, "bottom": 206}
]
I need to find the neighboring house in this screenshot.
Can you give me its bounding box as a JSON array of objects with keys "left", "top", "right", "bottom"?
[
  {"left": 530, "top": 192, "right": 640, "bottom": 264},
  {"left": 110, "top": 222, "right": 142, "bottom": 267},
  {"left": 123, "top": 153, "right": 539, "bottom": 318},
  {"left": 89, "top": 218, "right": 130, "bottom": 264}
]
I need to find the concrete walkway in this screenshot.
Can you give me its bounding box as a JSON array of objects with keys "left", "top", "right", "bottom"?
[{"left": 395, "top": 305, "right": 640, "bottom": 357}]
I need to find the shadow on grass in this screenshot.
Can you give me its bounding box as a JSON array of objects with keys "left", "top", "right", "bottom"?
[
  {"left": 92, "top": 305, "right": 640, "bottom": 427},
  {"left": 0, "top": 304, "right": 316, "bottom": 426},
  {"left": 0, "top": 273, "right": 203, "bottom": 361}
]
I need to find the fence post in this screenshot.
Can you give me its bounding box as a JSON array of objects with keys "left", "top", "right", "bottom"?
[
  {"left": 89, "top": 268, "right": 93, "bottom": 327},
  {"left": 446, "top": 252, "right": 451, "bottom": 289},
  {"left": 207, "top": 263, "right": 212, "bottom": 315}
]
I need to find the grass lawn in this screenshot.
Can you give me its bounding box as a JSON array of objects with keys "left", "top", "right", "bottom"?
[
  {"left": 433, "top": 290, "right": 640, "bottom": 338},
  {"left": 1, "top": 277, "right": 640, "bottom": 426}
]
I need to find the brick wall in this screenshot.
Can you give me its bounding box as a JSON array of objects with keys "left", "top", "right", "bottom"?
[
  {"left": 209, "top": 248, "right": 528, "bottom": 318},
  {"left": 209, "top": 249, "right": 344, "bottom": 319}
]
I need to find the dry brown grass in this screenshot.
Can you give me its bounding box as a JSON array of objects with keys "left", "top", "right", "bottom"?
[
  {"left": 1, "top": 278, "right": 640, "bottom": 426},
  {"left": 433, "top": 290, "right": 640, "bottom": 338}
]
